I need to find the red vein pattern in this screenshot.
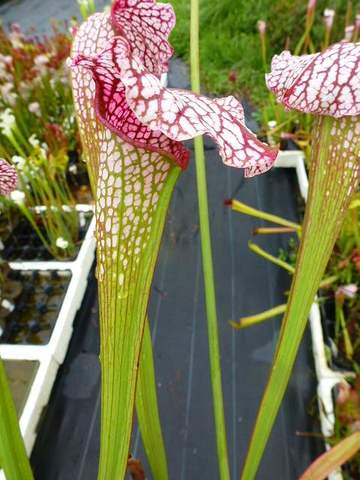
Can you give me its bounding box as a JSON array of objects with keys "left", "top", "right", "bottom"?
[
  {"left": 266, "top": 42, "right": 360, "bottom": 118},
  {"left": 74, "top": 36, "right": 278, "bottom": 177},
  {"left": 0, "top": 159, "right": 17, "bottom": 195},
  {"left": 111, "top": 0, "right": 175, "bottom": 75}
]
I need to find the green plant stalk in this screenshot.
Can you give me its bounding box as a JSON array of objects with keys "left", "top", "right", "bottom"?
[
  {"left": 230, "top": 199, "right": 301, "bottom": 232},
  {"left": 229, "top": 304, "right": 287, "bottom": 330},
  {"left": 254, "top": 227, "right": 297, "bottom": 235},
  {"left": 190, "top": 1, "right": 230, "bottom": 479},
  {"left": 249, "top": 241, "right": 295, "bottom": 274},
  {"left": 241, "top": 115, "right": 359, "bottom": 480},
  {"left": 136, "top": 318, "right": 169, "bottom": 480},
  {"left": 294, "top": 6, "right": 315, "bottom": 56},
  {"left": 335, "top": 302, "right": 353, "bottom": 359},
  {"left": 0, "top": 357, "right": 33, "bottom": 480}
]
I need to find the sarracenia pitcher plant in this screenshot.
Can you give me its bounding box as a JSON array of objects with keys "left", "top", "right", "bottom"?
[
  {"left": 71, "top": 1, "right": 277, "bottom": 478},
  {"left": 242, "top": 42, "right": 360, "bottom": 479},
  {"left": 0, "top": 159, "right": 17, "bottom": 196}
]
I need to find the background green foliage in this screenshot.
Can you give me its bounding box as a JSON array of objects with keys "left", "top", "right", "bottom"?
[{"left": 170, "top": 0, "right": 354, "bottom": 104}]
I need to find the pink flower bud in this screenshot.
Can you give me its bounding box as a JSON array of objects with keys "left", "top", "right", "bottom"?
[
  {"left": 257, "top": 20, "right": 266, "bottom": 38},
  {"left": 336, "top": 283, "right": 358, "bottom": 300},
  {"left": 228, "top": 70, "right": 237, "bottom": 83},
  {"left": 307, "top": 0, "right": 317, "bottom": 15}
]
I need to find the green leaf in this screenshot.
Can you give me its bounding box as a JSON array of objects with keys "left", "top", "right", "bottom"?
[
  {"left": 241, "top": 115, "right": 360, "bottom": 479},
  {"left": 299, "top": 432, "right": 360, "bottom": 480},
  {"left": 136, "top": 318, "right": 169, "bottom": 480},
  {"left": 0, "top": 357, "right": 33, "bottom": 480},
  {"left": 230, "top": 198, "right": 301, "bottom": 232},
  {"left": 229, "top": 304, "right": 287, "bottom": 330}
]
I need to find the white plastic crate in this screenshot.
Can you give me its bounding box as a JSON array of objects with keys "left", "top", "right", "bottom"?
[{"left": 0, "top": 204, "right": 95, "bottom": 474}]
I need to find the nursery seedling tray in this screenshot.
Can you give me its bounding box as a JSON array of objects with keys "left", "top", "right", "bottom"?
[
  {"left": 0, "top": 269, "right": 71, "bottom": 346},
  {"left": 1, "top": 209, "right": 93, "bottom": 262},
  {"left": 0, "top": 204, "right": 96, "bottom": 464}
]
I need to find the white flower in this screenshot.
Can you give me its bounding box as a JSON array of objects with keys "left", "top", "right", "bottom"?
[
  {"left": 0, "top": 109, "right": 16, "bottom": 137},
  {"left": 28, "top": 102, "right": 41, "bottom": 117},
  {"left": 34, "top": 55, "right": 50, "bottom": 77},
  {"left": 12, "top": 155, "right": 26, "bottom": 169},
  {"left": 28, "top": 134, "right": 40, "bottom": 148},
  {"left": 10, "top": 189, "right": 25, "bottom": 204},
  {"left": 1, "top": 83, "right": 17, "bottom": 107},
  {"left": 56, "top": 237, "right": 69, "bottom": 249},
  {"left": 34, "top": 55, "right": 49, "bottom": 67},
  {"left": 8, "top": 32, "right": 23, "bottom": 49},
  {"left": 344, "top": 25, "right": 355, "bottom": 41},
  {"left": 324, "top": 9, "right": 335, "bottom": 30}
]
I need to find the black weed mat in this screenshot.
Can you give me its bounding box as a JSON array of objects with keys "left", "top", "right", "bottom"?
[{"left": 31, "top": 60, "right": 323, "bottom": 480}]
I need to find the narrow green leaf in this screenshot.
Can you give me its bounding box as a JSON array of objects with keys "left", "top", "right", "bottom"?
[
  {"left": 136, "top": 318, "right": 168, "bottom": 480},
  {"left": 230, "top": 199, "right": 301, "bottom": 232},
  {"left": 0, "top": 357, "right": 33, "bottom": 480},
  {"left": 229, "top": 304, "right": 287, "bottom": 330},
  {"left": 248, "top": 241, "right": 295, "bottom": 273},
  {"left": 300, "top": 432, "right": 360, "bottom": 480},
  {"left": 241, "top": 115, "right": 360, "bottom": 479},
  {"left": 190, "top": 1, "right": 230, "bottom": 479}
]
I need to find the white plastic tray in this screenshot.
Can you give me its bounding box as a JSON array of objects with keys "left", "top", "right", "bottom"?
[{"left": 0, "top": 204, "right": 95, "bottom": 469}]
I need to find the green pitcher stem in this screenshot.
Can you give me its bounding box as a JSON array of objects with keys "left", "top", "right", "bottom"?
[
  {"left": 136, "top": 318, "right": 169, "bottom": 480},
  {"left": 241, "top": 115, "right": 359, "bottom": 480},
  {"left": 96, "top": 142, "right": 180, "bottom": 479},
  {"left": 190, "top": 1, "right": 230, "bottom": 479},
  {"left": 0, "top": 357, "right": 34, "bottom": 480}
]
